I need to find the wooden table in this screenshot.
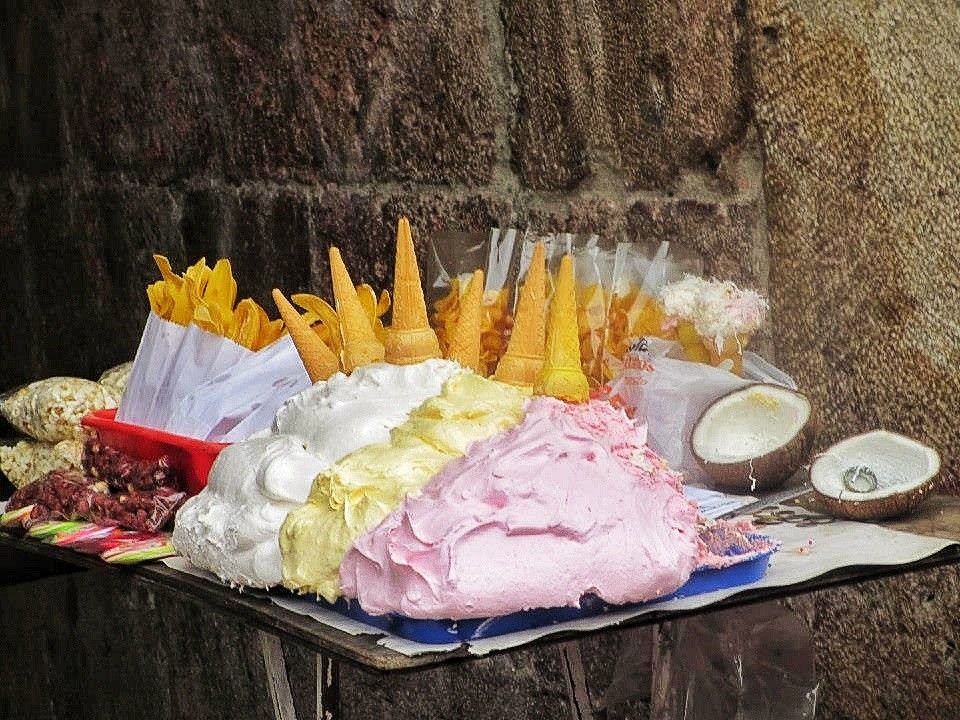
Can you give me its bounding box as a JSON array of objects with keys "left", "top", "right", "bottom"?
[{"left": 3, "top": 493, "right": 960, "bottom": 719}]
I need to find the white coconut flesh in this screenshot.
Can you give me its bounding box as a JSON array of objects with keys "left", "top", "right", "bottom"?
[
  {"left": 810, "top": 430, "right": 940, "bottom": 501},
  {"left": 692, "top": 385, "right": 811, "bottom": 464}
]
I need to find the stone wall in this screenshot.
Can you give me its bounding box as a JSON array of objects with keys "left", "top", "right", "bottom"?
[
  {"left": 2, "top": 1, "right": 959, "bottom": 718},
  {"left": 0, "top": 0, "right": 766, "bottom": 392}
]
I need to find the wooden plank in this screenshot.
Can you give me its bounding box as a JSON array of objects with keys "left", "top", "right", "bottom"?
[
  {"left": 260, "top": 631, "right": 299, "bottom": 720},
  {"left": 882, "top": 495, "right": 960, "bottom": 540},
  {"left": 558, "top": 641, "right": 596, "bottom": 720},
  {"left": 316, "top": 653, "right": 340, "bottom": 720}
]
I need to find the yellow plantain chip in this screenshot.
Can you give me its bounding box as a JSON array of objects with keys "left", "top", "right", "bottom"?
[
  {"left": 152, "top": 255, "right": 194, "bottom": 325},
  {"left": 255, "top": 317, "right": 285, "bottom": 351},
  {"left": 356, "top": 284, "right": 391, "bottom": 341},
  {"left": 147, "top": 280, "right": 174, "bottom": 318},
  {"left": 191, "top": 295, "right": 228, "bottom": 336},
  {"left": 183, "top": 257, "right": 212, "bottom": 298},
  {"left": 292, "top": 293, "right": 343, "bottom": 357},
  {"left": 230, "top": 298, "right": 262, "bottom": 349},
  {"left": 153, "top": 255, "right": 183, "bottom": 289},
  {"left": 204, "top": 258, "right": 238, "bottom": 318},
  {"left": 146, "top": 254, "right": 280, "bottom": 350},
  {"left": 376, "top": 288, "right": 391, "bottom": 316}
]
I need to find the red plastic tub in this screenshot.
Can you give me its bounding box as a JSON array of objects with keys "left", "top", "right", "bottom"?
[{"left": 82, "top": 409, "right": 228, "bottom": 496}]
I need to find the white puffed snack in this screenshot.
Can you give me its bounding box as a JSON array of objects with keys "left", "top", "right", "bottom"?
[
  {"left": 97, "top": 361, "right": 134, "bottom": 406},
  {"left": 0, "top": 439, "right": 84, "bottom": 488},
  {"left": 1, "top": 377, "right": 116, "bottom": 443}
]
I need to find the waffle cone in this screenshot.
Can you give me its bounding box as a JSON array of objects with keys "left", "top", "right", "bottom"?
[
  {"left": 494, "top": 243, "right": 546, "bottom": 387},
  {"left": 272, "top": 289, "right": 339, "bottom": 383},
  {"left": 445, "top": 269, "right": 484, "bottom": 373},
  {"left": 384, "top": 217, "right": 442, "bottom": 364},
  {"left": 534, "top": 254, "right": 589, "bottom": 402},
  {"left": 329, "top": 247, "right": 385, "bottom": 372}
]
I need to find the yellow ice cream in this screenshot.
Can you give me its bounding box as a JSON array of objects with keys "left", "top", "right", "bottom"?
[{"left": 279, "top": 372, "right": 529, "bottom": 600}]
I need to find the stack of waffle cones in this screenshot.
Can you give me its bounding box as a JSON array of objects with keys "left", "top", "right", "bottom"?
[
  {"left": 444, "top": 269, "right": 485, "bottom": 374},
  {"left": 384, "top": 217, "right": 442, "bottom": 365},
  {"left": 275, "top": 216, "right": 450, "bottom": 381},
  {"left": 272, "top": 222, "right": 588, "bottom": 401},
  {"left": 534, "top": 254, "right": 590, "bottom": 403},
  {"left": 494, "top": 243, "right": 546, "bottom": 388}
]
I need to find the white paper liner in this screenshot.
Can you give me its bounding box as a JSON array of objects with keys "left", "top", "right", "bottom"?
[{"left": 117, "top": 313, "right": 311, "bottom": 442}]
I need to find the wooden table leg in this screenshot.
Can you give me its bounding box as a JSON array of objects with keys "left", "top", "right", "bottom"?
[
  {"left": 316, "top": 651, "right": 340, "bottom": 720},
  {"left": 559, "top": 640, "right": 598, "bottom": 720},
  {"left": 259, "top": 630, "right": 299, "bottom": 720},
  {"left": 649, "top": 622, "right": 675, "bottom": 720}
]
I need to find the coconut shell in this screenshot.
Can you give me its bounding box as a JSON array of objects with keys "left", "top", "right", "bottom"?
[
  {"left": 807, "top": 429, "right": 941, "bottom": 520},
  {"left": 808, "top": 480, "right": 935, "bottom": 521},
  {"left": 691, "top": 384, "right": 817, "bottom": 494}
]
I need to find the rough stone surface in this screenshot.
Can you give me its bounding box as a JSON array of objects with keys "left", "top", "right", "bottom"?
[
  {"left": 504, "top": 0, "right": 751, "bottom": 190},
  {"left": 747, "top": 0, "right": 960, "bottom": 491}
]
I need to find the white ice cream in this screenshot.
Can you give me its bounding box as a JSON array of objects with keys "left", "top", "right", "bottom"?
[{"left": 171, "top": 359, "right": 464, "bottom": 588}]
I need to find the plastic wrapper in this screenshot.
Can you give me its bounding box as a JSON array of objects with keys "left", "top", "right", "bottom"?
[
  {"left": 659, "top": 274, "right": 769, "bottom": 376},
  {"left": 649, "top": 605, "right": 818, "bottom": 719},
  {"left": 19, "top": 519, "right": 176, "bottom": 563},
  {"left": 604, "top": 241, "right": 700, "bottom": 380},
  {"left": 429, "top": 228, "right": 520, "bottom": 376},
  {"left": 1, "top": 376, "right": 116, "bottom": 443},
  {"left": 86, "top": 487, "right": 186, "bottom": 533},
  {"left": 4, "top": 439, "right": 187, "bottom": 533},
  {"left": 115, "top": 314, "right": 311, "bottom": 442},
  {"left": 97, "top": 361, "right": 134, "bottom": 405},
  {"left": 0, "top": 438, "right": 83, "bottom": 489},
  {"left": 572, "top": 236, "right": 615, "bottom": 388},
  {"left": 5, "top": 469, "right": 104, "bottom": 524},
  {"left": 514, "top": 232, "right": 615, "bottom": 386},
  {"left": 82, "top": 434, "right": 183, "bottom": 492},
  {"left": 606, "top": 338, "right": 796, "bottom": 486}
]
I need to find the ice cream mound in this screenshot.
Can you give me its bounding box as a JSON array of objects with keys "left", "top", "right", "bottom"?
[
  {"left": 338, "top": 397, "right": 701, "bottom": 620},
  {"left": 279, "top": 372, "right": 530, "bottom": 601},
  {"left": 171, "top": 359, "right": 464, "bottom": 588}
]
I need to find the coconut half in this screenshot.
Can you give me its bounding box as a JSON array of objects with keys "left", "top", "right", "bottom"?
[
  {"left": 691, "top": 384, "right": 815, "bottom": 493},
  {"left": 809, "top": 430, "right": 940, "bottom": 520}
]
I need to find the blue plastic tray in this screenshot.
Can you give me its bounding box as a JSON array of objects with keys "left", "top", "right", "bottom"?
[{"left": 321, "top": 546, "right": 774, "bottom": 644}]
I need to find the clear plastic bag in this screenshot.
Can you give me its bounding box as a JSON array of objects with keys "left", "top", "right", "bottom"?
[
  {"left": 649, "top": 605, "right": 818, "bottom": 719},
  {"left": 606, "top": 338, "right": 795, "bottom": 486},
  {"left": 429, "top": 227, "right": 521, "bottom": 376}
]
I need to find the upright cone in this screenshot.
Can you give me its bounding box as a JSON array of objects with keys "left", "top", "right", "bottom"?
[
  {"left": 272, "top": 289, "right": 339, "bottom": 383},
  {"left": 445, "top": 269, "right": 485, "bottom": 374},
  {"left": 329, "top": 247, "right": 386, "bottom": 372},
  {"left": 494, "top": 243, "right": 546, "bottom": 387},
  {"left": 534, "top": 254, "right": 589, "bottom": 402},
  {"left": 384, "top": 217, "right": 442, "bottom": 365}
]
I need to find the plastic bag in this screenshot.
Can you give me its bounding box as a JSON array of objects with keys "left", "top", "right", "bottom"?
[
  {"left": 429, "top": 227, "right": 521, "bottom": 376},
  {"left": 572, "top": 235, "right": 615, "bottom": 387},
  {"left": 649, "top": 605, "right": 818, "bottom": 719},
  {"left": 1, "top": 376, "right": 116, "bottom": 443},
  {"left": 604, "top": 241, "right": 699, "bottom": 381},
  {"left": 606, "top": 338, "right": 795, "bottom": 486}
]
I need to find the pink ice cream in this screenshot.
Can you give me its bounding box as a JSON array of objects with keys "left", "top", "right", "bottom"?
[{"left": 339, "top": 397, "right": 701, "bottom": 620}]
